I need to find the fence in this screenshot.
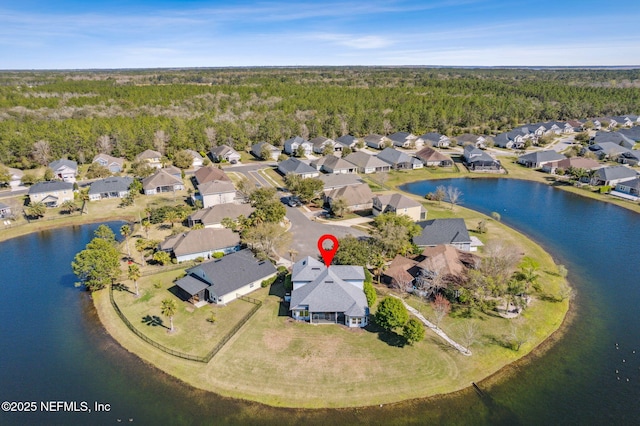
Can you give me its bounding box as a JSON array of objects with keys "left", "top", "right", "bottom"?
[{"left": 109, "top": 285, "right": 263, "bottom": 363}]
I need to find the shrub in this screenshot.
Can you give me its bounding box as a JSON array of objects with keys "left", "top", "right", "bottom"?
[
  {"left": 212, "top": 251, "right": 224, "bottom": 259},
  {"left": 403, "top": 318, "right": 425, "bottom": 344},
  {"left": 364, "top": 280, "right": 377, "bottom": 307}
]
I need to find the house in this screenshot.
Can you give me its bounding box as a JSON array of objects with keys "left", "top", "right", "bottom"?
[
  {"left": 318, "top": 173, "right": 364, "bottom": 192},
  {"left": 377, "top": 147, "right": 423, "bottom": 170},
  {"left": 277, "top": 158, "right": 320, "bottom": 178},
  {"left": 389, "top": 132, "right": 422, "bottom": 148},
  {"left": 184, "top": 150, "right": 204, "bottom": 168},
  {"left": 136, "top": 149, "right": 163, "bottom": 169},
  {"left": 310, "top": 136, "right": 340, "bottom": 154},
  {"left": 343, "top": 151, "right": 391, "bottom": 174},
  {"left": 462, "top": 145, "right": 502, "bottom": 171},
  {"left": 383, "top": 255, "right": 420, "bottom": 288},
  {"left": 517, "top": 151, "right": 566, "bottom": 168},
  {"left": 608, "top": 116, "right": 638, "bottom": 128},
  {"left": 493, "top": 133, "right": 514, "bottom": 149},
  {"left": 162, "top": 165, "right": 182, "bottom": 179},
  {"left": 618, "top": 126, "right": 640, "bottom": 143},
  {"left": 92, "top": 154, "right": 124, "bottom": 173},
  {"left": 541, "top": 157, "right": 601, "bottom": 174},
  {"left": 141, "top": 169, "right": 184, "bottom": 195},
  {"left": 587, "top": 166, "right": 637, "bottom": 187},
  {"left": 28, "top": 181, "right": 74, "bottom": 207},
  {"left": 197, "top": 180, "right": 236, "bottom": 208},
  {"left": 588, "top": 142, "right": 630, "bottom": 160},
  {"left": 611, "top": 178, "right": 640, "bottom": 201},
  {"left": 310, "top": 155, "right": 357, "bottom": 174},
  {"left": 194, "top": 166, "right": 231, "bottom": 185},
  {"left": 619, "top": 150, "right": 640, "bottom": 166},
  {"left": 159, "top": 228, "right": 241, "bottom": 262},
  {"left": 0, "top": 202, "right": 12, "bottom": 218},
  {"left": 325, "top": 183, "right": 374, "bottom": 212},
  {"left": 413, "top": 218, "right": 472, "bottom": 251},
  {"left": 335, "top": 135, "right": 359, "bottom": 150},
  {"left": 289, "top": 256, "right": 368, "bottom": 327},
  {"left": 88, "top": 177, "right": 133, "bottom": 201},
  {"left": 592, "top": 131, "right": 636, "bottom": 149},
  {"left": 187, "top": 203, "right": 254, "bottom": 228},
  {"left": 175, "top": 249, "right": 276, "bottom": 305},
  {"left": 283, "top": 136, "right": 313, "bottom": 156},
  {"left": 364, "top": 134, "right": 391, "bottom": 150},
  {"left": 415, "top": 146, "right": 453, "bottom": 167},
  {"left": 420, "top": 132, "right": 451, "bottom": 148},
  {"left": 210, "top": 145, "right": 241, "bottom": 164},
  {"left": 48, "top": 159, "right": 78, "bottom": 183},
  {"left": 373, "top": 193, "right": 426, "bottom": 221},
  {"left": 251, "top": 142, "right": 281, "bottom": 161},
  {"left": 455, "top": 133, "right": 489, "bottom": 149},
  {"left": 567, "top": 120, "right": 584, "bottom": 132}
]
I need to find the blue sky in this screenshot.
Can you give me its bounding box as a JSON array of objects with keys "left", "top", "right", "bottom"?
[{"left": 1, "top": 0, "right": 639, "bottom": 69}]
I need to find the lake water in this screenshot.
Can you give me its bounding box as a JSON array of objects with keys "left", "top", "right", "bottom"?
[{"left": 1, "top": 180, "right": 639, "bottom": 425}]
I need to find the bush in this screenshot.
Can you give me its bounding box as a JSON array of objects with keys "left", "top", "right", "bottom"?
[
  {"left": 403, "top": 318, "right": 425, "bottom": 344},
  {"left": 375, "top": 297, "right": 408, "bottom": 330},
  {"left": 364, "top": 280, "right": 377, "bottom": 307},
  {"left": 261, "top": 274, "right": 278, "bottom": 288},
  {"left": 212, "top": 251, "right": 224, "bottom": 259}
]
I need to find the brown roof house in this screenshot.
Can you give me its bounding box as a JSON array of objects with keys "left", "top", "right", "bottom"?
[
  {"left": 142, "top": 169, "right": 184, "bottom": 195},
  {"left": 159, "top": 228, "right": 241, "bottom": 262},
  {"left": 194, "top": 166, "right": 231, "bottom": 185},
  {"left": 136, "top": 149, "right": 163, "bottom": 169},
  {"left": 325, "top": 183, "right": 374, "bottom": 213},
  {"left": 372, "top": 193, "right": 426, "bottom": 221},
  {"left": 541, "top": 157, "right": 601, "bottom": 174},
  {"left": 415, "top": 146, "right": 453, "bottom": 167}
]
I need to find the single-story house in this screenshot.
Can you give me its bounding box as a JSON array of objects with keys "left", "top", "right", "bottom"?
[
  {"left": 335, "top": 135, "right": 359, "bottom": 150},
  {"left": 88, "top": 177, "right": 133, "bottom": 201},
  {"left": 283, "top": 136, "right": 313, "bottom": 156},
  {"left": 377, "top": 147, "right": 423, "bottom": 170},
  {"left": 290, "top": 256, "right": 368, "bottom": 327},
  {"left": 48, "top": 159, "right": 78, "bottom": 183},
  {"left": 310, "top": 136, "right": 340, "bottom": 154},
  {"left": 415, "top": 147, "right": 453, "bottom": 167},
  {"left": 463, "top": 145, "right": 502, "bottom": 172},
  {"left": 567, "top": 120, "right": 585, "bottom": 132},
  {"left": 197, "top": 180, "right": 237, "bottom": 208},
  {"left": 0, "top": 202, "right": 12, "bottom": 218},
  {"left": 187, "top": 203, "right": 254, "bottom": 228},
  {"left": 159, "top": 228, "right": 241, "bottom": 263},
  {"left": 319, "top": 173, "right": 364, "bottom": 192},
  {"left": 413, "top": 218, "right": 472, "bottom": 251},
  {"left": 210, "top": 145, "right": 241, "bottom": 164},
  {"left": 364, "top": 134, "right": 391, "bottom": 150},
  {"left": 92, "top": 154, "right": 124, "bottom": 173},
  {"left": 373, "top": 193, "right": 426, "bottom": 221},
  {"left": 311, "top": 155, "right": 357, "bottom": 174},
  {"left": 388, "top": 132, "right": 422, "bottom": 148},
  {"left": 343, "top": 151, "right": 391, "bottom": 174},
  {"left": 493, "top": 133, "right": 514, "bottom": 149},
  {"left": 619, "top": 150, "right": 640, "bottom": 166},
  {"left": 588, "top": 142, "right": 631, "bottom": 160},
  {"left": 592, "top": 131, "right": 636, "bottom": 149},
  {"left": 517, "top": 151, "right": 566, "bottom": 168},
  {"left": 277, "top": 157, "right": 320, "bottom": 178},
  {"left": 136, "top": 149, "right": 163, "bottom": 168},
  {"left": 28, "top": 181, "right": 74, "bottom": 207},
  {"left": 420, "top": 132, "right": 451, "bottom": 148},
  {"left": 194, "top": 166, "right": 231, "bottom": 185},
  {"left": 383, "top": 255, "right": 420, "bottom": 288},
  {"left": 455, "top": 133, "right": 489, "bottom": 149},
  {"left": 141, "top": 169, "right": 184, "bottom": 195},
  {"left": 175, "top": 249, "right": 276, "bottom": 305},
  {"left": 611, "top": 177, "right": 640, "bottom": 201},
  {"left": 618, "top": 127, "right": 640, "bottom": 143},
  {"left": 586, "top": 166, "right": 637, "bottom": 187},
  {"left": 251, "top": 142, "right": 281, "bottom": 161},
  {"left": 184, "top": 150, "right": 204, "bottom": 168},
  {"left": 325, "top": 183, "right": 374, "bottom": 212},
  {"left": 541, "top": 157, "right": 601, "bottom": 174}
]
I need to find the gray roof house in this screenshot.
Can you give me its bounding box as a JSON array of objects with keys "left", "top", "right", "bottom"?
[
  {"left": 141, "top": 169, "right": 184, "bottom": 195},
  {"left": 377, "top": 147, "right": 423, "bottom": 170},
  {"left": 283, "top": 136, "right": 313, "bottom": 156},
  {"left": 277, "top": 157, "right": 320, "bottom": 178},
  {"left": 619, "top": 150, "right": 640, "bottom": 166},
  {"left": 335, "top": 135, "right": 359, "bottom": 150},
  {"left": 159, "top": 228, "right": 241, "bottom": 263},
  {"left": 290, "top": 256, "right": 368, "bottom": 327},
  {"left": 618, "top": 126, "right": 640, "bottom": 142},
  {"left": 343, "top": 151, "right": 391, "bottom": 174},
  {"left": 592, "top": 131, "right": 636, "bottom": 149},
  {"left": 413, "top": 218, "right": 472, "bottom": 251},
  {"left": 364, "top": 134, "right": 391, "bottom": 150},
  {"left": 0, "top": 202, "right": 12, "bottom": 218},
  {"left": 420, "top": 132, "right": 451, "bottom": 148},
  {"left": 455, "top": 133, "right": 490, "bottom": 148},
  {"left": 49, "top": 159, "right": 78, "bottom": 183},
  {"left": 175, "top": 249, "right": 276, "bottom": 305},
  {"left": 88, "top": 177, "right": 133, "bottom": 201},
  {"left": 318, "top": 173, "right": 364, "bottom": 192},
  {"left": 251, "top": 142, "right": 281, "bottom": 161},
  {"left": 586, "top": 166, "right": 638, "bottom": 187},
  {"left": 310, "top": 136, "right": 340, "bottom": 154},
  {"left": 187, "top": 203, "right": 254, "bottom": 228},
  {"left": 493, "top": 132, "right": 514, "bottom": 149},
  {"left": 389, "top": 132, "right": 422, "bottom": 148},
  {"left": 612, "top": 177, "right": 640, "bottom": 201},
  {"left": 93, "top": 153, "right": 124, "bottom": 173},
  {"left": 310, "top": 155, "right": 357, "bottom": 174},
  {"left": 28, "top": 181, "right": 74, "bottom": 207},
  {"left": 517, "top": 151, "right": 566, "bottom": 168},
  {"left": 588, "top": 142, "right": 631, "bottom": 159},
  {"left": 210, "top": 145, "right": 241, "bottom": 164},
  {"left": 462, "top": 145, "right": 502, "bottom": 171}
]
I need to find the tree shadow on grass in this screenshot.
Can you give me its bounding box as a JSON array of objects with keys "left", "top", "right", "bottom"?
[
  {"left": 484, "top": 334, "right": 513, "bottom": 350},
  {"left": 112, "top": 283, "right": 134, "bottom": 294},
  {"left": 142, "top": 315, "right": 167, "bottom": 329},
  {"left": 365, "top": 322, "right": 407, "bottom": 348}
]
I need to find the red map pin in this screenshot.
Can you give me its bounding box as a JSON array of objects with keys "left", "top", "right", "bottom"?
[{"left": 317, "top": 234, "right": 339, "bottom": 267}]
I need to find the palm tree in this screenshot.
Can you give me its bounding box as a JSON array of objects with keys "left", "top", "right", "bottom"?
[
  {"left": 164, "top": 210, "right": 179, "bottom": 228},
  {"left": 161, "top": 299, "right": 178, "bottom": 332},
  {"left": 60, "top": 200, "right": 78, "bottom": 215},
  {"left": 141, "top": 219, "right": 151, "bottom": 238},
  {"left": 78, "top": 189, "right": 90, "bottom": 215},
  {"left": 128, "top": 263, "right": 141, "bottom": 297},
  {"left": 371, "top": 252, "right": 387, "bottom": 284},
  {"left": 25, "top": 202, "right": 46, "bottom": 219},
  {"left": 135, "top": 238, "right": 147, "bottom": 266},
  {"left": 505, "top": 279, "right": 526, "bottom": 314},
  {"left": 120, "top": 224, "right": 132, "bottom": 259}
]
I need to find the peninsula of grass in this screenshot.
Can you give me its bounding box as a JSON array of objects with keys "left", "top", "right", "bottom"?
[{"left": 92, "top": 201, "right": 570, "bottom": 409}]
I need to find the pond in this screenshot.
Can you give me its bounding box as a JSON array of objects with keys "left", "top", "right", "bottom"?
[{"left": 1, "top": 179, "right": 639, "bottom": 424}]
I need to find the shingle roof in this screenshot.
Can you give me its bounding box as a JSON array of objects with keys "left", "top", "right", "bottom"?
[
  {"left": 292, "top": 256, "right": 365, "bottom": 283},
  {"left": 161, "top": 228, "right": 240, "bottom": 257},
  {"left": 174, "top": 275, "right": 210, "bottom": 296},
  {"left": 93, "top": 153, "right": 124, "bottom": 168},
  {"left": 375, "top": 193, "right": 421, "bottom": 210},
  {"left": 377, "top": 147, "right": 411, "bottom": 165},
  {"left": 594, "top": 166, "right": 637, "bottom": 182},
  {"left": 188, "top": 249, "right": 276, "bottom": 297},
  {"left": 335, "top": 135, "right": 357, "bottom": 147},
  {"left": 343, "top": 151, "right": 390, "bottom": 169},
  {"left": 278, "top": 157, "right": 318, "bottom": 175},
  {"left": 136, "top": 149, "right": 162, "bottom": 160},
  {"left": 388, "top": 132, "right": 414, "bottom": 143},
  {"left": 416, "top": 245, "right": 466, "bottom": 277},
  {"left": 413, "top": 218, "right": 471, "bottom": 246},
  {"left": 415, "top": 146, "right": 452, "bottom": 163},
  {"left": 141, "top": 169, "right": 183, "bottom": 189},
  {"left": 593, "top": 131, "right": 635, "bottom": 148},
  {"left": 420, "top": 132, "right": 446, "bottom": 143},
  {"left": 188, "top": 203, "right": 254, "bottom": 226},
  {"left": 194, "top": 166, "right": 231, "bottom": 184},
  {"left": 28, "top": 180, "right": 74, "bottom": 194},
  {"left": 197, "top": 180, "right": 236, "bottom": 196},
  {"left": 210, "top": 145, "right": 239, "bottom": 158},
  {"left": 318, "top": 173, "right": 363, "bottom": 190},
  {"left": 318, "top": 155, "right": 355, "bottom": 171},
  {"left": 49, "top": 159, "right": 77, "bottom": 171},
  {"left": 326, "top": 183, "right": 374, "bottom": 206},
  {"left": 88, "top": 177, "right": 133, "bottom": 195},
  {"left": 589, "top": 142, "right": 631, "bottom": 155},
  {"left": 518, "top": 150, "right": 565, "bottom": 164},
  {"left": 617, "top": 177, "right": 640, "bottom": 190}
]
